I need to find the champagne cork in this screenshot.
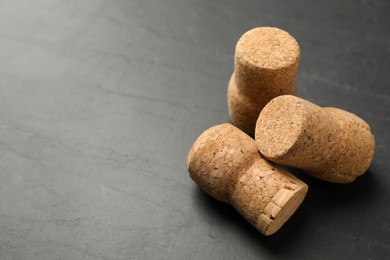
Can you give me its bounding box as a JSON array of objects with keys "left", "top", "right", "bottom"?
[
  {"left": 228, "top": 27, "right": 300, "bottom": 136},
  {"left": 255, "top": 95, "right": 376, "bottom": 183},
  {"left": 187, "top": 123, "right": 308, "bottom": 235}
]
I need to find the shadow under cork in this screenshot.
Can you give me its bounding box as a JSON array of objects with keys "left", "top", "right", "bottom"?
[
  {"left": 283, "top": 166, "right": 381, "bottom": 209},
  {"left": 192, "top": 165, "right": 382, "bottom": 257},
  {"left": 193, "top": 186, "right": 311, "bottom": 256}
]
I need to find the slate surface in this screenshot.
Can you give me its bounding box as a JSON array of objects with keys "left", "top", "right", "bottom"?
[{"left": 0, "top": 0, "right": 389, "bottom": 259}]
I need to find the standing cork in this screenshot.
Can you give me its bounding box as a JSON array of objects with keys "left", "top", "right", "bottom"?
[
  {"left": 255, "top": 95, "right": 375, "bottom": 183},
  {"left": 187, "top": 123, "right": 308, "bottom": 235},
  {"left": 228, "top": 27, "right": 300, "bottom": 136}
]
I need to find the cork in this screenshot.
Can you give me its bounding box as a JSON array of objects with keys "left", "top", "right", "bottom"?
[
  {"left": 255, "top": 95, "right": 376, "bottom": 183},
  {"left": 228, "top": 27, "right": 300, "bottom": 136},
  {"left": 187, "top": 123, "right": 308, "bottom": 235}
]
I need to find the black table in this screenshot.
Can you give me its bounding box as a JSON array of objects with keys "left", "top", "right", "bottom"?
[{"left": 0, "top": 0, "right": 389, "bottom": 259}]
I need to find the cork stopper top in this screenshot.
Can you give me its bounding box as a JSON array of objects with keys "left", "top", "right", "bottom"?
[
  {"left": 255, "top": 95, "right": 308, "bottom": 158},
  {"left": 187, "top": 123, "right": 259, "bottom": 202},
  {"left": 235, "top": 27, "right": 300, "bottom": 70}
]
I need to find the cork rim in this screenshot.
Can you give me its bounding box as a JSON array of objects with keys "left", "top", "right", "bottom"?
[
  {"left": 255, "top": 95, "right": 308, "bottom": 159},
  {"left": 235, "top": 54, "right": 300, "bottom": 73},
  {"left": 235, "top": 27, "right": 300, "bottom": 71}
]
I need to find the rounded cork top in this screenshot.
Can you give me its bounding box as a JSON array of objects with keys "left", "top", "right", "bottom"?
[
  {"left": 187, "top": 123, "right": 259, "bottom": 202},
  {"left": 235, "top": 27, "right": 300, "bottom": 70},
  {"left": 255, "top": 95, "right": 308, "bottom": 159}
]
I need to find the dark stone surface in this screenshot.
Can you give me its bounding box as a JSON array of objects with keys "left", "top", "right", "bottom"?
[{"left": 0, "top": 0, "right": 389, "bottom": 259}]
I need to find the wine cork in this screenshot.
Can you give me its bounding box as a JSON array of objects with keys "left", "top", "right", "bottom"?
[
  {"left": 228, "top": 27, "right": 300, "bottom": 136},
  {"left": 255, "top": 95, "right": 375, "bottom": 183},
  {"left": 187, "top": 123, "right": 308, "bottom": 235}
]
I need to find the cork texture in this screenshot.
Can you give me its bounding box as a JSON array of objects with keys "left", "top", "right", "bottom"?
[
  {"left": 255, "top": 95, "right": 376, "bottom": 183},
  {"left": 228, "top": 73, "right": 296, "bottom": 136},
  {"left": 187, "top": 123, "right": 308, "bottom": 235},
  {"left": 228, "top": 27, "right": 300, "bottom": 136},
  {"left": 235, "top": 27, "right": 300, "bottom": 94}
]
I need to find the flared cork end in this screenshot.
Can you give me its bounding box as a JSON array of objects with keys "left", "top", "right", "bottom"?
[
  {"left": 255, "top": 95, "right": 307, "bottom": 160},
  {"left": 256, "top": 183, "right": 308, "bottom": 236},
  {"left": 187, "top": 123, "right": 259, "bottom": 202}
]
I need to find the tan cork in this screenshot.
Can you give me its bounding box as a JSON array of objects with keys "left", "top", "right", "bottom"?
[
  {"left": 228, "top": 27, "right": 300, "bottom": 136},
  {"left": 187, "top": 123, "right": 308, "bottom": 235},
  {"left": 255, "top": 95, "right": 376, "bottom": 183}
]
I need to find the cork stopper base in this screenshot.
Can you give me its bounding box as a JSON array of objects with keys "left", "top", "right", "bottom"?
[
  {"left": 230, "top": 151, "right": 308, "bottom": 236},
  {"left": 257, "top": 184, "right": 308, "bottom": 235},
  {"left": 255, "top": 95, "right": 307, "bottom": 159}
]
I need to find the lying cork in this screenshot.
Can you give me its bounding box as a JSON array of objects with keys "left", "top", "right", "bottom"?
[
  {"left": 228, "top": 27, "right": 300, "bottom": 136},
  {"left": 255, "top": 95, "right": 375, "bottom": 183},
  {"left": 187, "top": 123, "right": 308, "bottom": 235}
]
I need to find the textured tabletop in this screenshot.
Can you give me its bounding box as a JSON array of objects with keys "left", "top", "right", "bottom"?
[{"left": 0, "top": 0, "right": 389, "bottom": 259}]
